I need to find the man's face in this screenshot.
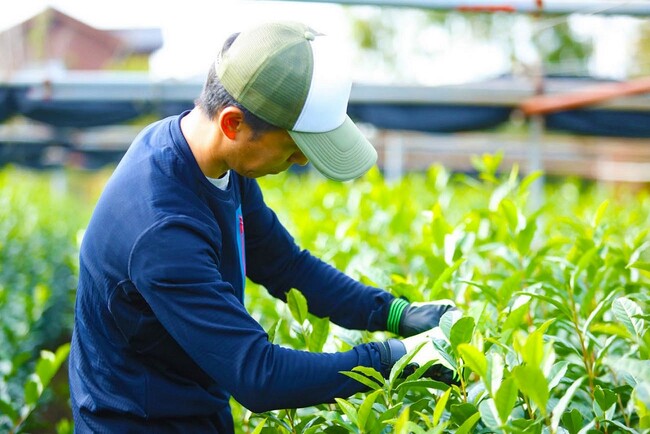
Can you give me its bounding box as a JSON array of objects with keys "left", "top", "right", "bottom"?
[{"left": 229, "top": 126, "right": 309, "bottom": 178}]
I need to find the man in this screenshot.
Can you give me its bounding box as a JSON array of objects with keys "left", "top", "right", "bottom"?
[{"left": 69, "top": 21, "right": 456, "bottom": 433}]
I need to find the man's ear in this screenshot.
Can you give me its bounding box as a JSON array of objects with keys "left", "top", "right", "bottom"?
[{"left": 219, "top": 107, "right": 244, "bottom": 140}]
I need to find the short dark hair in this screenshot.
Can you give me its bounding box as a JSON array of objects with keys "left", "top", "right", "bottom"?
[{"left": 195, "top": 33, "right": 281, "bottom": 138}]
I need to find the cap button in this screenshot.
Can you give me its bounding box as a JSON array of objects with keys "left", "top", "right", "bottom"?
[{"left": 304, "top": 31, "right": 315, "bottom": 41}]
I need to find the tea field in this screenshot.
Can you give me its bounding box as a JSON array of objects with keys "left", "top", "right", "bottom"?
[{"left": 0, "top": 154, "right": 648, "bottom": 433}]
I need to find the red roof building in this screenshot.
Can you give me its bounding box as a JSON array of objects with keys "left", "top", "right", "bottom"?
[{"left": 0, "top": 7, "right": 162, "bottom": 74}]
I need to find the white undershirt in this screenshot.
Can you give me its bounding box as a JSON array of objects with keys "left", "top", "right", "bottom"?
[{"left": 207, "top": 170, "right": 230, "bottom": 190}]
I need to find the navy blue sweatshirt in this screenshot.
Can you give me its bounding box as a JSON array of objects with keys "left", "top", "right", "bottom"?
[{"left": 69, "top": 112, "right": 396, "bottom": 433}]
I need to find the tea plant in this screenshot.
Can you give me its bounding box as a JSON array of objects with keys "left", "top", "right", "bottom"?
[
  {"left": 0, "top": 168, "right": 91, "bottom": 433},
  {"left": 0, "top": 157, "right": 648, "bottom": 433},
  {"left": 240, "top": 155, "right": 649, "bottom": 433}
]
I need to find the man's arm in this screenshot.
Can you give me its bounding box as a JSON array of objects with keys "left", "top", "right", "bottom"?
[
  {"left": 241, "top": 178, "right": 457, "bottom": 335},
  {"left": 128, "top": 216, "right": 401, "bottom": 412}
]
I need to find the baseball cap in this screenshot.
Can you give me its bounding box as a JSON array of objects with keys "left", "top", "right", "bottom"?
[{"left": 215, "top": 21, "right": 377, "bottom": 182}]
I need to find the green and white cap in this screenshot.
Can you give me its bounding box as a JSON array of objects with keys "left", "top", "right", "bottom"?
[{"left": 216, "top": 21, "right": 377, "bottom": 181}]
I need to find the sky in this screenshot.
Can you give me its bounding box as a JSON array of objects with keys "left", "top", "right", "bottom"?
[{"left": 0, "top": 0, "right": 644, "bottom": 84}]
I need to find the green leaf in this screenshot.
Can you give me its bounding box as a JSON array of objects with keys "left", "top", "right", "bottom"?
[
  {"left": 569, "top": 247, "right": 598, "bottom": 291},
  {"left": 495, "top": 377, "right": 518, "bottom": 423},
  {"left": 594, "top": 385, "right": 618, "bottom": 412},
  {"left": 334, "top": 397, "right": 358, "bottom": 427},
  {"left": 395, "top": 379, "right": 450, "bottom": 393},
  {"left": 520, "top": 319, "right": 554, "bottom": 369},
  {"left": 591, "top": 200, "right": 609, "bottom": 228},
  {"left": 502, "top": 296, "right": 531, "bottom": 331},
  {"left": 389, "top": 344, "right": 421, "bottom": 386},
  {"left": 286, "top": 289, "right": 308, "bottom": 324},
  {"left": 0, "top": 398, "right": 19, "bottom": 422},
  {"left": 393, "top": 406, "right": 410, "bottom": 434},
  {"left": 450, "top": 403, "right": 478, "bottom": 426},
  {"left": 500, "top": 198, "right": 520, "bottom": 233},
  {"left": 351, "top": 366, "right": 385, "bottom": 386},
  {"left": 550, "top": 376, "right": 585, "bottom": 432},
  {"left": 32, "top": 343, "right": 70, "bottom": 392},
  {"left": 478, "top": 398, "right": 501, "bottom": 429},
  {"left": 488, "top": 352, "right": 505, "bottom": 397},
  {"left": 455, "top": 412, "right": 481, "bottom": 434},
  {"left": 627, "top": 261, "right": 650, "bottom": 272},
  {"left": 512, "top": 365, "right": 549, "bottom": 415},
  {"left": 514, "top": 291, "right": 572, "bottom": 318},
  {"left": 358, "top": 389, "right": 381, "bottom": 431},
  {"left": 307, "top": 316, "right": 330, "bottom": 353},
  {"left": 519, "top": 170, "right": 544, "bottom": 193},
  {"left": 457, "top": 343, "right": 487, "bottom": 379},
  {"left": 430, "top": 258, "right": 465, "bottom": 298},
  {"left": 340, "top": 370, "right": 383, "bottom": 391},
  {"left": 432, "top": 387, "right": 451, "bottom": 425},
  {"left": 604, "top": 357, "right": 650, "bottom": 384},
  {"left": 561, "top": 408, "right": 584, "bottom": 434},
  {"left": 24, "top": 374, "right": 43, "bottom": 407},
  {"left": 267, "top": 319, "right": 280, "bottom": 343},
  {"left": 449, "top": 316, "right": 475, "bottom": 351},
  {"left": 251, "top": 418, "right": 267, "bottom": 434},
  {"left": 612, "top": 296, "right": 644, "bottom": 339}
]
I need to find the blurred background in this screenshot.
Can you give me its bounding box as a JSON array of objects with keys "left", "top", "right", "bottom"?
[{"left": 1, "top": 0, "right": 649, "bottom": 183}]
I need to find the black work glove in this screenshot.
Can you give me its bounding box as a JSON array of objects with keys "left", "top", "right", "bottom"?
[
  {"left": 387, "top": 298, "right": 459, "bottom": 337},
  {"left": 377, "top": 329, "right": 459, "bottom": 385}
]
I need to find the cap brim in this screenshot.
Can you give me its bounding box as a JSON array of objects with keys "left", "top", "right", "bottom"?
[{"left": 288, "top": 116, "right": 377, "bottom": 182}]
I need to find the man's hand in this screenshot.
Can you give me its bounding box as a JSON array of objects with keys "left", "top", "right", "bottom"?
[
  {"left": 387, "top": 298, "right": 460, "bottom": 337},
  {"left": 378, "top": 325, "right": 459, "bottom": 384},
  {"left": 401, "top": 327, "right": 457, "bottom": 383}
]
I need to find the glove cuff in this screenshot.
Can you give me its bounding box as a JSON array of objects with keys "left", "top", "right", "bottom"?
[
  {"left": 387, "top": 298, "right": 409, "bottom": 334},
  {"left": 377, "top": 339, "right": 407, "bottom": 378}
]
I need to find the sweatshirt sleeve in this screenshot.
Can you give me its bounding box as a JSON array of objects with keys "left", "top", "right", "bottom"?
[
  {"left": 128, "top": 215, "right": 384, "bottom": 412},
  {"left": 241, "top": 178, "right": 395, "bottom": 332}
]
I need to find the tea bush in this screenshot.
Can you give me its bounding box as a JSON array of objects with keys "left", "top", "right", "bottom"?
[
  {"left": 0, "top": 155, "right": 648, "bottom": 433},
  {"left": 0, "top": 168, "right": 92, "bottom": 433},
  {"left": 243, "top": 156, "right": 650, "bottom": 433}
]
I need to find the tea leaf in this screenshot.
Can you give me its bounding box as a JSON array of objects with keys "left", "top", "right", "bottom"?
[
  {"left": 24, "top": 374, "right": 43, "bottom": 407},
  {"left": 487, "top": 352, "right": 505, "bottom": 396},
  {"left": 432, "top": 387, "right": 451, "bottom": 425},
  {"left": 561, "top": 408, "right": 584, "bottom": 434},
  {"left": 550, "top": 376, "right": 585, "bottom": 431},
  {"left": 495, "top": 377, "right": 518, "bottom": 423},
  {"left": 478, "top": 398, "right": 501, "bottom": 429},
  {"left": 457, "top": 343, "right": 487, "bottom": 379},
  {"left": 251, "top": 419, "right": 267, "bottom": 434},
  {"left": 358, "top": 389, "right": 381, "bottom": 431},
  {"left": 351, "top": 366, "right": 385, "bottom": 386},
  {"left": 286, "top": 289, "right": 308, "bottom": 325},
  {"left": 594, "top": 385, "right": 617, "bottom": 412},
  {"left": 455, "top": 412, "right": 481, "bottom": 434},
  {"left": 334, "top": 398, "right": 358, "bottom": 427},
  {"left": 591, "top": 200, "right": 609, "bottom": 228},
  {"left": 267, "top": 319, "right": 280, "bottom": 343},
  {"left": 430, "top": 258, "right": 465, "bottom": 298},
  {"left": 0, "top": 399, "right": 18, "bottom": 422},
  {"left": 340, "top": 370, "right": 383, "bottom": 391},
  {"left": 307, "top": 316, "right": 329, "bottom": 353},
  {"left": 512, "top": 365, "right": 549, "bottom": 415},
  {"left": 613, "top": 297, "right": 644, "bottom": 339},
  {"left": 627, "top": 261, "right": 650, "bottom": 272},
  {"left": 449, "top": 316, "right": 475, "bottom": 351}
]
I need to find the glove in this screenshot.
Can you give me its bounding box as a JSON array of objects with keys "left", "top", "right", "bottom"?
[
  {"left": 387, "top": 298, "right": 459, "bottom": 337},
  {"left": 377, "top": 327, "right": 458, "bottom": 384},
  {"left": 401, "top": 327, "right": 458, "bottom": 384}
]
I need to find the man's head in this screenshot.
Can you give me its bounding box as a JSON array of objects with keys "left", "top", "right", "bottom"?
[{"left": 197, "top": 21, "right": 377, "bottom": 182}]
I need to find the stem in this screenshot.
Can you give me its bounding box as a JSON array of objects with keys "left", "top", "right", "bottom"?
[{"left": 566, "top": 282, "right": 599, "bottom": 429}]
